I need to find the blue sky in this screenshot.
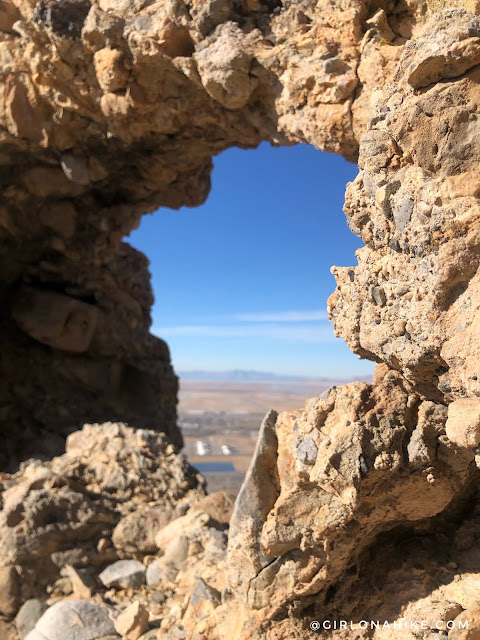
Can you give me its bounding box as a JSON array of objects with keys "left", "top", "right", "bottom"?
[{"left": 128, "top": 142, "right": 375, "bottom": 378}]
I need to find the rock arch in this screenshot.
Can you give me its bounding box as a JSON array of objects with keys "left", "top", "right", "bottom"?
[
  {"left": 0, "top": 0, "right": 387, "bottom": 464},
  {"left": 2, "top": 1, "right": 480, "bottom": 637}
]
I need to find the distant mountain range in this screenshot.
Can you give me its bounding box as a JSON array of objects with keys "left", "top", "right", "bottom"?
[{"left": 177, "top": 369, "right": 363, "bottom": 383}]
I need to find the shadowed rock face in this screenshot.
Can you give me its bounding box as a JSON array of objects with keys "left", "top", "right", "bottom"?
[{"left": 2, "top": 0, "right": 480, "bottom": 639}]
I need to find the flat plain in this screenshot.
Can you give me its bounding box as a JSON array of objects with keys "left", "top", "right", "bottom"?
[
  {"left": 178, "top": 378, "right": 360, "bottom": 413},
  {"left": 178, "top": 378, "right": 369, "bottom": 493}
]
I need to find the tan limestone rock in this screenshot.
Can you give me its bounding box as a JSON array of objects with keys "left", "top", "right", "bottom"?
[
  {"left": 446, "top": 399, "right": 480, "bottom": 448},
  {"left": 94, "top": 47, "right": 129, "bottom": 93},
  {"left": 1, "top": 2, "right": 480, "bottom": 640},
  {"left": 114, "top": 602, "right": 149, "bottom": 640},
  {"left": 0, "top": 565, "right": 20, "bottom": 618}
]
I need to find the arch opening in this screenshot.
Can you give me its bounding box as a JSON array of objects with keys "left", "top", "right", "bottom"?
[{"left": 128, "top": 142, "right": 374, "bottom": 492}]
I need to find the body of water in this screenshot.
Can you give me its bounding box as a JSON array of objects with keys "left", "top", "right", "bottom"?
[{"left": 194, "top": 461, "right": 236, "bottom": 473}]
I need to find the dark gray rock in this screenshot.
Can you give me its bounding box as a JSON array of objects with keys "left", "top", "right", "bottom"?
[
  {"left": 393, "top": 197, "right": 414, "bottom": 232},
  {"left": 33, "top": 0, "right": 91, "bottom": 39},
  {"left": 190, "top": 578, "right": 221, "bottom": 607},
  {"left": 228, "top": 409, "right": 280, "bottom": 589},
  {"left": 296, "top": 438, "right": 318, "bottom": 465},
  {"left": 15, "top": 599, "right": 49, "bottom": 639}
]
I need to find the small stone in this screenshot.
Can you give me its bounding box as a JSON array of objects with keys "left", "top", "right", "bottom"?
[
  {"left": 190, "top": 491, "right": 235, "bottom": 525},
  {"left": 94, "top": 47, "right": 129, "bottom": 93},
  {"left": 49, "top": 576, "right": 72, "bottom": 596},
  {"left": 146, "top": 559, "right": 176, "bottom": 588},
  {"left": 296, "top": 438, "right": 318, "bottom": 465},
  {"left": 15, "top": 600, "right": 49, "bottom": 639},
  {"left": 194, "top": 23, "right": 258, "bottom": 110},
  {"left": 60, "top": 154, "right": 90, "bottom": 186},
  {"left": 82, "top": 4, "right": 123, "bottom": 51},
  {"left": 24, "top": 600, "right": 116, "bottom": 640},
  {"left": 0, "top": 565, "right": 20, "bottom": 617},
  {"left": 97, "top": 538, "right": 111, "bottom": 553},
  {"left": 114, "top": 602, "right": 149, "bottom": 640},
  {"left": 189, "top": 541, "right": 203, "bottom": 556},
  {"left": 393, "top": 197, "right": 414, "bottom": 232},
  {"left": 182, "top": 578, "right": 221, "bottom": 628},
  {"left": 155, "top": 511, "right": 210, "bottom": 550},
  {"left": 150, "top": 591, "right": 166, "bottom": 606},
  {"left": 319, "top": 386, "right": 336, "bottom": 402},
  {"left": 189, "top": 578, "right": 221, "bottom": 607},
  {"left": 164, "top": 535, "right": 189, "bottom": 570},
  {"left": 64, "top": 565, "right": 95, "bottom": 599},
  {"left": 322, "top": 56, "right": 345, "bottom": 74},
  {"left": 99, "top": 559, "right": 146, "bottom": 589},
  {"left": 393, "top": 319, "right": 406, "bottom": 336},
  {"left": 112, "top": 507, "right": 172, "bottom": 553},
  {"left": 359, "top": 454, "right": 368, "bottom": 475},
  {"left": 145, "top": 560, "right": 163, "bottom": 588},
  {"left": 371, "top": 286, "right": 387, "bottom": 307}
]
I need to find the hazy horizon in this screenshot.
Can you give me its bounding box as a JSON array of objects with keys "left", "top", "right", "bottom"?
[{"left": 177, "top": 368, "right": 372, "bottom": 382}]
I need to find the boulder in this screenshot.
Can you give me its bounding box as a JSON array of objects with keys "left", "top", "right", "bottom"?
[{"left": 24, "top": 600, "right": 116, "bottom": 640}]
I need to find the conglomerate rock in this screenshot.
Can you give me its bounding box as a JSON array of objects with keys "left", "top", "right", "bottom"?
[
  {"left": 2, "top": 1, "right": 480, "bottom": 640},
  {"left": 217, "top": 366, "right": 478, "bottom": 638},
  {"left": 330, "top": 8, "right": 480, "bottom": 406},
  {"left": 2, "top": 391, "right": 479, "bottom": 640},
  {"left": 0, "top": 0, "right": 428, "bottom": 465},
  {"left": 0, "top": 422, "right": 205, "bottom": 618}
]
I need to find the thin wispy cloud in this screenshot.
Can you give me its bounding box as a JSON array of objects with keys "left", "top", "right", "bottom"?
[
  {"left": 152, "top": 323, "right": 335, "bottom": 344},
  {"left": 232, "top": 310, "right": 328, "bottom": 322}
]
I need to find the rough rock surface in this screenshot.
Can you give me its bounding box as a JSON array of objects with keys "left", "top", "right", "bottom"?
[
  {"left": 0, "top": 400, "right": 479, "bottom": 640},
  {"left": 15, "top": 599, "right": 48, "bottom": 639},
  {"left": 0, "top": 422, "right": 205, "bottom": 618},
  {"left": 2, "top": 1, "right": 480, "bottom": 640},
  {"left": 0, "top": 421, "right": 233, "bottom": 639},
  {"left": 24, "top": 600, "right": 117, "bottom": 640},
  {"left": 330, "top": 8, "right": 480, "bottom": 406},
  {"left": 98, "top": 560, "right": 146, "bottom": 590},
  {"left": 220, "top": 367, "right": 478, "bottom": 637},
  {"left": 0, "top": 0, "right": 427, "bottom": 466}
]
